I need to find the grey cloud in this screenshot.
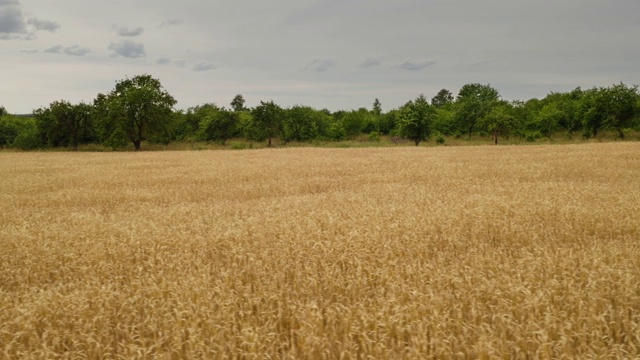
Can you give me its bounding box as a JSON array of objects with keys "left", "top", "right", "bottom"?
[
  {"left": 117, "top": 26, "right": 144, "bottom": 37},
  {"left": 359, "top": 58, "right": 381, "bottom": 68},
  {"left": 19, "top": 48, "right": 38, "bottom": 53},
  {"left": 64, "top": 45, "right": 91, "bottom": 56},
  {"left": 27, "top": 18, "right": 60, "bottom": 33},
  {"left": 192, "top": 61, "right": 216, "bottom": 71},
  {"left": 160, "top": 19, "right": 182, "bottom": 28},
  {"left": 44, "top": 44, "right": 63, "bottom": 53},
  {"left": 0, "top": 0, "right": 27, "bottom": 38},
  {"left": 155, "top": 56, "right": 171, "bottom": 65},
  {"left": 44, "top": 44, "right": 91, "bottom": 56},
  {"left": 305, "top": 57, "right": 336, "bottom": 72},
  {"left": 155, "top": 56, "right": 186, "bottom": 67},
  {"left": 397, "top": 59, "right": 436, "bottom": 71},
  {"left": 108, "top": 40, "right": 145, "bottom": 58}
]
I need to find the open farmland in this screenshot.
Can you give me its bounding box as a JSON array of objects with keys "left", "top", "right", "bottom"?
[{"left": 1, "top": 143, "right": 640, "bottom": 359}]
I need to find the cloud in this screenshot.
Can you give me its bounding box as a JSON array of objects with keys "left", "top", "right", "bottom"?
[
  {"left": 63, "top": 45, "right": 91, "bottom": 56},
  {"left": 27, "top": 18, "right": 60, "bottom": 33},
  {"left": 44, "top": 44, "right": 63, "bottom": 53},
  {"left": 192, "top": 61, "right": 216, "bottom": 71},
  {"left": 44, "top": 44, "right": 91, "bottom": 56},
  {"left": 19, "top": 48, "right": 38, "bottom": 53},
  {"left": 0, "top": 0, "right": 28, "bottom": 39},
  {"left": 397, "top": 59, "right": 436, "bottom": 71},
  {"left": 116, "top": 26, "right": 144, "bottom": 37},
  {"left": 155, "top": 56, "right": 186, "bottom": 67},
  {"left": 305, "top": 57, "right": 336, "bottom": 72},
  {"left": 359, "top": 58, "right": 381, "bottom": 68},
  {"left": 108, "top": 40, "right": 145, "bottom": 58},
  {"left": 160, "top": 19, "right": 182, "bottom": 28},
  {"left": 155, "top": 56, "right": 171, "bottom": 65}
]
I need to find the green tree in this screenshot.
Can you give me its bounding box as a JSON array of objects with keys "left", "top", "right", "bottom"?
[
  {"left": 33, "top": 100, "right": 94, "bottom": 150},
  {"left": 283, "top": 105, "right": 327, "bottom": 142},
  {"left": 480, "top": 102, "right": 518, "bottom": 145},
  {"left": 431, "top": 89, "right": 454, "bottom": 108},
  {"left": 342, "top": 108, "right": 377, "bottom": 138},
  {"left": 94, "top": 74, "right": 177, "bottom": 150},
  {"left": 534, "top": 103, "right": 563, "bottom": 138},
  {"left": 0, "top": 116, "right": 19, "bottom": 148},
  {"left": 602, "top": 83, "right": 638, "bottom": 139},
  {"left": 455, "top": 83, "right": 500, "bottom": 138},
  {"left": 0, "top": 106, "right": 7, "bottom": 117},
  {"left": 398, "top": 94, "right": 435, "bottom": 146},
  {"left": 252, "top": 100, "right": 283, "bottom": 147},
  {"left": 231, "top": 94, "right": 246, "bottom": 112},
  {"left": 198, "top": 106, "right": 238, "bottom": 144},
  {"left": 372, "top": 98, "right": 382, "bottom": 116}
]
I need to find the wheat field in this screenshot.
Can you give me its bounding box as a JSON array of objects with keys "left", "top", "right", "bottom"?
[{"left": 1, "top": 143, "right": 639, "bottom": 359}]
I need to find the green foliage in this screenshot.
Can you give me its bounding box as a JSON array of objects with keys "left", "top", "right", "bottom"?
[
  {"left": 94, "top": 74, "right": 177, "bottom": 150},
  {"left": 0, "top": 106, "right": 7, "bottom": 117},
  {"left": 252, "top": 101, "right": 284, "bottom": 147},
  {"left": 431, "top": 89, "right": 454, "bottom": 108},
  {"left": 0, "top": 116, "right": 19, "bottom": 148},
  {"left": 231, "top": 94, "right": 246, "bottom": 112},
  {"left": 534, "top": 103, "right": 563, "bottom": 138},
  {"left": 455, "top": 83, "right": 501, "bottom": 138},
  {"left": 33, "top": 100, "right": 95, "bottom": 150},
  {"left": 479, "top": 102, "right": 518, "bottom": 145},
  {"left": 194, "top": 104, "right": 238, "bottom": 144},
  {"left": 327, "top": 122, "right": 347, "bottom": 141},
  {"left": 230, "top": 141, "right": 248, "bottom": 150},
  {"left": 372, "top": 98, "right": 382, "bottom": 117},
  {"left": 397, "top": 95, "right": 435, "bottom": 146},
  {"left": 282, "top": 105, "right": 327, "bottom": 142},
  {"left": 342, "top": 109, "right": 377, "bottom": 138},
  {"left": 11, "top": 117, "right": 41, "bottom": 150},
  {"left": 368, "top": 131, "right": 381, "bottom": 142}
]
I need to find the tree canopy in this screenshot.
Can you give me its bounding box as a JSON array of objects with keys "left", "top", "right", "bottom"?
[{"left": 94, "top": 74, "right": 176, "bottom": 150}]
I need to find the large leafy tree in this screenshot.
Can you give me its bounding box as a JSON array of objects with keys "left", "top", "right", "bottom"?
[
  {"left": 455, "top": 83, "right": 500, "bottom": 138},
  {"left": 431, "top": 89, "right": 454, "bottom": 108},
  {"left": 33, "top": 100, "right": 94, "bottom": 150},
  {"left": 0, "top": 106, "right": 7, "bottom": 117},
  {"left": 282, "top": 105, "right": 330, "bottom": 142},
  {"left": 252, "top": 100, "right": 283, "bottom": 147},
  {"left": 479, "top": 102, "right": 518, "bottom": 145},
  {"left": 95, "top": 74, "right": 176, "bottom": 150},
  {"left": 231, "top": 94, "right": 246, "bottom": 112},
  {"left": 398, "top": 94, "right": 435, "bottom": 146},
  {"left": 197, "top": 105, "right": 238, "bottom": 144}
]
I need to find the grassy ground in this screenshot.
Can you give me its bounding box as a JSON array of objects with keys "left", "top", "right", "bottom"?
[
  {"left": 3, "top": 129, "right": 631, "bottom": 152},
  {"left": 1, "top": 143, "right": 639, "bottom": 358}
]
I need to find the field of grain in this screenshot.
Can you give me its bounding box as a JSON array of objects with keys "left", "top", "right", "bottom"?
[{"left": 1, "top": 143, "right": 639, "bottom": 359}]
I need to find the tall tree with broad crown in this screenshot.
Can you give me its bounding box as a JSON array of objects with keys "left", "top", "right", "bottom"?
[{"left": 95, "top": 74, "right": 176, "bottom": 150}]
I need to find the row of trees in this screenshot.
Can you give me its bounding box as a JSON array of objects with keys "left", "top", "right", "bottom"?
[{"left": 1, "top": 75, "right": 639, "bottom": 150}]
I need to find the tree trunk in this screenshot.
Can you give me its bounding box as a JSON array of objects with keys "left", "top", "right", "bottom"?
[
  {"left": 133, "top": 140, "right": 141, "bottom": 151},
  {"left": 617, "top": 127, "right": 625, "bottom": 139},
  {"left": 414, "top": 138, "right": 420, "bottom": 146},
  {"left": 494, "top": 132, "right": 498, "bottom": 145},
  {"left": 268, "top": 137, "right": 272, "bottom": 147}
]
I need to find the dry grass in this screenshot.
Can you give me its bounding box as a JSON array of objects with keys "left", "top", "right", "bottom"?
[{"left": 1, "top": 143, "right": 639, "bottom": 359}]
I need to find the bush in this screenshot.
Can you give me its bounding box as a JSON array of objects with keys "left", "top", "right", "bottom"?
[
  {"left": 231, "top": 142, "right": 248, "bottom": 150},
  {"left": 367, "top": 131, "right": 380, "bottom": 142},
  {"left": 434, "top": 132, "right": 445, "bottom": 145}
]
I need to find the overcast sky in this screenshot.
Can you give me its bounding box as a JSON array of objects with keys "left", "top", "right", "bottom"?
[{"left": 1, "top": 0, "right": 639, "bottom": 114}]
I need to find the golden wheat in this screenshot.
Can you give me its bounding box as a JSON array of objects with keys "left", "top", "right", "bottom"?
[{"left": 1, "top": 143, "right": 639, "bottom": 359}]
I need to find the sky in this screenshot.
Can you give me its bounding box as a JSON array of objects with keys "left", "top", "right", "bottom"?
[{"left": 1, "top": 0, "right": 639, "bottom": 114}]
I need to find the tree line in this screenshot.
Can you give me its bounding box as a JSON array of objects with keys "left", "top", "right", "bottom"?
[{"left": 1, "top": 74, "right": 639, "bottom": 150}]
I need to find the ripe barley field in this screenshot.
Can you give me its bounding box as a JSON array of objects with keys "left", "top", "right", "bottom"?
[{"left": 1, "top": 143, "right": 640, "bottom": 359}]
